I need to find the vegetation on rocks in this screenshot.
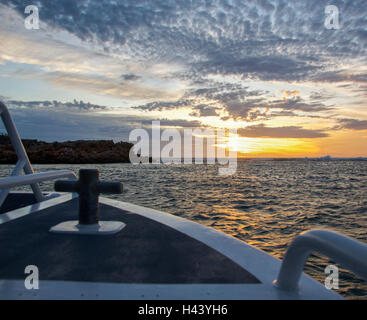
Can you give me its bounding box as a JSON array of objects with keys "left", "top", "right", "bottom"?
[{"left": 0, "top": 134, "right": 133, "bottom": 164}]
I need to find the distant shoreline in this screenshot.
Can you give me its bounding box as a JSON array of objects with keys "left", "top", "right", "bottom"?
[
  {"left": 0, "top": 135, "right": 366, "bottom": 165},
  {"left": 0, "top": 135, "right": 133, "bottom": 164}
]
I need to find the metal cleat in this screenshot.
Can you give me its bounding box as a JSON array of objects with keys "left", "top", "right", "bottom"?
[{"left": 50, "top": 169, "right": 125, "bottom": 235}]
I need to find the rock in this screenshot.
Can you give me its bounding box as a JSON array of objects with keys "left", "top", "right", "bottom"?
[{"left": 0, "top": 134, "right": 133, "bottom": 164}]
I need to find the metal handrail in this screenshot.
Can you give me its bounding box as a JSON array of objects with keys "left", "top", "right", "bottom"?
[
  {"left": 0, "top": 170, "right": 77, "bottom": 189},
  {"left": 0, "top": 101, "right": 76, "bottom": 206},
  {"left": 274, "top": 229, "right": 367, "bottom": 291}
]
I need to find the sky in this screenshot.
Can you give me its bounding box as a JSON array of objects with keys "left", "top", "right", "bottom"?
[{"left": 0, "top": 0, "right": 366, "bottom": 158}]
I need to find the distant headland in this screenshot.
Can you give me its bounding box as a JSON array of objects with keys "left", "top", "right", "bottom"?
[{"left": 0, "top": 134, "right": 133, "bottom": 164}]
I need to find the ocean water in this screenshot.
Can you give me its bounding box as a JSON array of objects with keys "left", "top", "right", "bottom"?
[{"left": 1, "top": 160, "right": 367, "bottom": 299}]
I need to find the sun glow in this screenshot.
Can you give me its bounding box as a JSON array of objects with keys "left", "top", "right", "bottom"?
[{"left": 218, "top": 135, "right": 321, "bottom": 158}]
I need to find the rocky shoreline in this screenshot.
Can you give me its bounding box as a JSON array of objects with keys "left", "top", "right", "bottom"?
[{"left": 0, "top": 135, "right": 133, "bottom": 164}]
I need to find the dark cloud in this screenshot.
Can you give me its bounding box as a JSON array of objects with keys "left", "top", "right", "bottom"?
[
  {"left": 313, "top": 71, "right": 367, "bottom": 83},
  {"left": 121, "top": 74, "right": 141, "bottom": 82},
  {"left": 134, "top": 81, "right": 332, "bottom": 121},
  {"left": 223, "top": 98, "right": 265, "bottom": 120},
  {"left": 267, "top": 97, "right": 332, "bottom": 113},
  {"left": 152, "top": 119, "right": 204, "bottom": 128},
  {"left": 226, "top": 95, "right": 332, "bottom": 121},
  {"left": 336, "top": 119, "right": 367, "bottom": 131},
  {"left": 184, "top": 83, "right": 264, "bottom": 103},
  {"left": 5, "top": 99, "right": 107, "bottom": 111},
  {"left": 134, "top": 82, "right": 268, "bottom": 120},
  {"left": 192, "top": 55, "right": 321, "bottom": 82},
  {"left": 133, "top": 99, "right": 194, "bottom": 112},
  {"left": 189, "top": 104, "right": 220, "bottom": 117},
  {"left": 238, "top": 124, "right": 329, "bottom": 139},
  {"left": 0, "top": 107, "right": 126, "bottom": 142}
]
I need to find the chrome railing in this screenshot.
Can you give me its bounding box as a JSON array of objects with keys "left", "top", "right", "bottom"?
[
  {"left": 0, "top": 101, "right": 76, "bottom": 207},
  {"left": 275, "top": 229, "right": 367, "bottom": 291}
]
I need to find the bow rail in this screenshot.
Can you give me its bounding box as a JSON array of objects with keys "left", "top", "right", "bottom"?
[
  {"left": 0, "top": 101, "right": 76, "bottom": 207},
  {"left": 275, "top": 229, "right": 367, "bottom": 291}
]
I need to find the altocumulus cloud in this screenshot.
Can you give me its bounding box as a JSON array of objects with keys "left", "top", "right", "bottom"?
[
  {"left": 0, "top": 0, "right": 366, "bottom": 141},
  {"left": 3, "top": 0, "right": 366, "bottom": 83}
]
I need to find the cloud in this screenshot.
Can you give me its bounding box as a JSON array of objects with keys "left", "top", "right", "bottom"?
[
  {"left": 44, "top": 72, "right": 177, "bottom": 100},
  {"left": 282, "top": 90, "right": 300, "bottom": 97},
  {"left": 336, "top": 119, "right": 367, "bottom": 131},
  {"left": 134, "top": 82, "right": 269, "bottom": 120},
  {"left": 266, "top": 97, "right": 332, "bottom": 113},
  {"left": 133, "top": 99, "right": 194, "bottom": 112},
  {"left": 192, "top": 55, "right": 322, "bottom": 82},
  {"left": 149, "top": 119, "right": 205, "bottom": 128},
  {"left": 312, "top": 71, "right": 367, "bottom": 84},
  {"left": 189, "top": 104, "right": 220, "bottom": 117},
  {"left": 184, "top": 82, "right": 264, "bottom": 103},
  {"left": 134, "top": 81, "right": 332, "bottom": 121},
  {"left": 0, "top": 0, "right": 366, "bottom": 145},
  {"left": 238, "top": 124, "right": 328, "bottom": 139},
  {"left": 0, "top": 4, "right": 184, "bottom": 101},
  {"left": 121, "top": 74, "right": 142, "bottom": 82},
  {"left": 0, "top": 98, "right": 205, "bottom": 141},
  {"left": 352, "top": 85, "right": 367, "bottom": 98},
  {"left": 5, "top": 99, "right": 107, "bottom": 111},
  {"left": 3, "top": 0, "right": 367, "bottom": 85}
]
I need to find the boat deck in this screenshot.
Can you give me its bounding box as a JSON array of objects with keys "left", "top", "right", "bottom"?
[
  {"left": 0, "top": 193, "right": 37, "bottom": 214},
  {"left": 0, "top": 195, "right": 260, "bottom": 284}
]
